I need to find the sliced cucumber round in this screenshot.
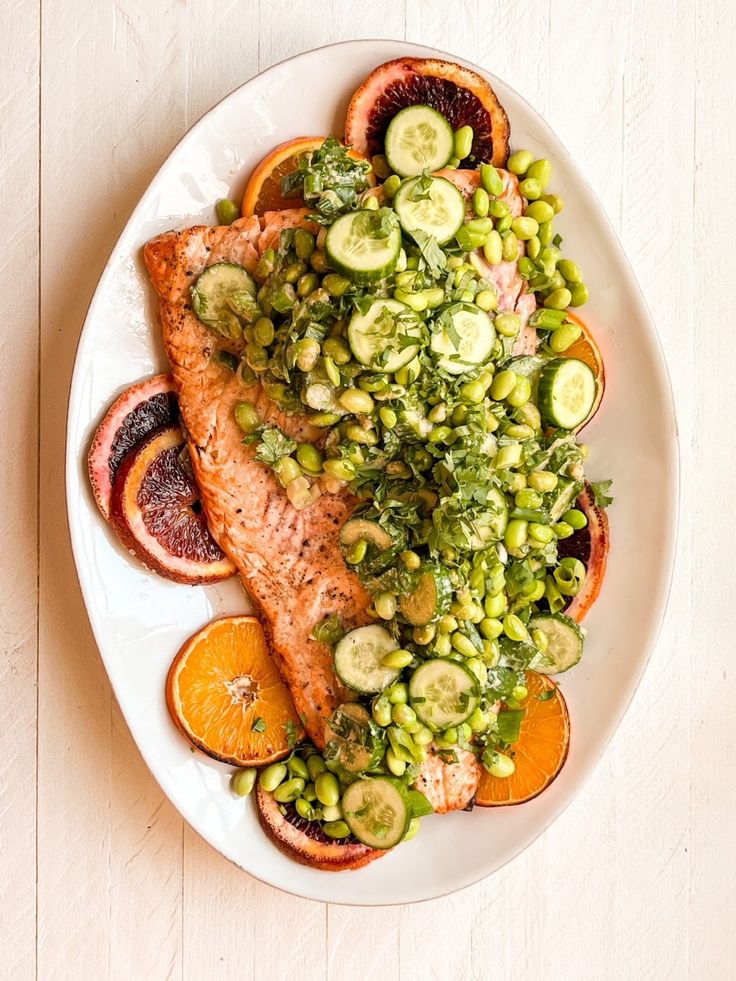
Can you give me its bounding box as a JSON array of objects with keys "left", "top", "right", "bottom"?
[
  {"left": 399, "top": 564, "right": 452, "bottom": 625},
  {"left": 190, "top": 262, "right": 257, "bottom": 338},
  {"left": 342, "top": 776, "right": 411, "bottom": 849},
  {"left": 325, "top": 210, "right": 401, "bottom": 284},
  {"left": 393, "top": 175, "right": 465, "bottom": 246},
  {"left": 325, "top": 703, "right": 386, "bottom": 774},
  {"left": 529, "top": 612, "right": 584, "bottom": 674},
  {"left": 430, "top": 302, "right": 495, "bottom": 375},
  {"left": 333, "top": 625, "right": 401, "bottom": 694},
  {"left": 408, "top": 658, "right": 480, "bottom": 731},
  {"left": 538, "top": 358, "right": 596, "bottom": 430},
  {"left": 384, "top": 105, "right": 454, "bottom": 178},
  {"left": 347, "top": 298, "right": 422, "bottom": 373}
]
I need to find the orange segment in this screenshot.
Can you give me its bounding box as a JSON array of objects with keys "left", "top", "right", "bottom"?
[
  {"left": 166, "top": 616, "right": 303, "bottom": 766},
  {"left": 566, "top": 312, "right": 605, "bottom": 385},
  {"left": 475, "top": 672, "right": 570, "bottom": 806},
  {"left": 242, "top": 137, "right": 372, "bottom": 216}
]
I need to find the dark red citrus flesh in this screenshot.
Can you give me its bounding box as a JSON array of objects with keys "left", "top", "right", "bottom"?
[
  {"left": 88, "top": 374, "right": 178, "bottom": 519},
  {"left": 110, "top": 426, "right": 235, "bottom": 585},
  {"left": 560, "top": 483, "right": 610, "bottom": 623},
  {"left": 345, "top": 58, "right": 510, "bottom": 167},
  {"left": 256, "top": 784, "right": 383, "bottom": 871}
]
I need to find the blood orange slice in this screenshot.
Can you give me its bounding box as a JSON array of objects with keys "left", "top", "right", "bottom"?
[
  {"left": 88, "top": 374, "right": 178, "bottom": 519},
  {"left": 167, "top": 616, "right": 303, "bottom": 766},
  {"left": 110, "top": 425, "right": 235, "bottom": 584},
  {"left": 475, "top": 672, "right": 570, "bottom": 806},
  {"left": 256, "top": 783, "right": 383, "bottom": 870},
  {"left": 560, "top": 482, "right": 610, "bottom": 623},
  {"left": 345, "top": 58, "right": 510, "bottom": 167}
]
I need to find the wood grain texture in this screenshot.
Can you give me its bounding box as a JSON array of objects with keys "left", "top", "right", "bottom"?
[
  {"left": 6, "top": 0, "right": 730, "bottom": 977},
  {"left": 0, "top": 1, "right": 39, "bottom": 979}
]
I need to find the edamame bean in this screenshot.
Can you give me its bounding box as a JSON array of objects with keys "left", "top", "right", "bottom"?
[
  {"left": 323, "top": 820, "right": 350, "bottom": 839},
  {"left": 294, "top": 337, "right": 321, "bottom": 371},
  {"left": 516, "top": 488, "right": 543, "bottom": 509},
  {"left": 429, "top": 425, "right": 453, "bottom": 444},
  {"left": 216, "top": 198, "right": 240, "bottom": 225},
  {"left": 519, "top": 177, "right": 541, "bottom": 200},
  {"left": 392, "top": 703, "right": 417, "bottom": 728},
  {"left": 385, "top": 748, "right": 407, "bottom": 777},
  {"left": 541, "top": 192, "right": 564, "bottom": 214},
  {"left": 338, "top": 388, "right": 374, "bottom": 414},
  {"left": 482, "top": 230, "right": 503, "bottom": 265},
  {"left": 558, "top": 259, "right": 583, "bottom": 284},
  {"left": 372, "top": 695, "right": 392, "bottom": 727},
  {"left": 507, "top": 149, "right": 534, "bottom": 175},
  {"left": 504, "top": 518, "right": 528, "bottom": 550},
  {"left": 466, "top": 217, "right": 493, "bottom": 236},
  {"left": 544, "top": 287, "right": 572, "bottom": 310},
  {"left": 503, "top": 613, "right": 530, "bottom": 642},
  {"left": 527, "top": 234, "right": 541, "bottom": 260},
  {"left": 528, "top": 522, "right": 554, "bottom": 544},
  {"left": 525, "top": 200, "right": 555, "bottom": 224},
  {"left": 554, "top": 521, "right": 574, "bottom": 539},
  {"left": 501, "top": 232, "right": 519, "bottom": 261},
  {"left": 505, "top": 423, "right": 533, "bottom": 440},
  {"left": 273, "top": 777, "right": 305, "bottom": 803},
  {"left": 387, "top": 682, "right": 408, "bottom": 705},
  {"left": 383, "top": 174, "right": 402, "bottom": 199},
  {"left": 480, "top": 617, "right": 503, "bottom": 640},
  {"left": 322, "top": 459, "right": 355, "bottom": 481},
  {"left": 323, "top": 336, "right": 351, "bottom": 365},
  {"left": 346, "top": 539, "right": 367, "bottom": 564},
  {"left": 296, "top": 442, "right": 323, "bottom": 474},
  {"left": 294, "top": 228, "right": 315, "bottom": 259},
  {"left": 323, "top": 273, "right": 351, "bottom": 297},
  {"left": 486, "top": 752, "right": 516, "bottom": 778},
  {"left": 231, "top": 767, "right": 257, "bottom": 796},
  {"left": 315, "top": 772, "right": 340, "bottom": 807},
  {"left": 234, "top": 401, "right": 260, "bottom": 435},
  {"left": 480, "top": 163, "right": 504, "bottom": 196},
  {"left": 507, "top": 376, "right": 532, "bottom": 408},
  {"left": 307, "top": 755, "right": 327, "bottom": 782},
  {"left": 454, "top": 125, "right": 474, "bottom": 160},
  {"left": 287, "top": 756, "right": 310, "bottom": 780},
  {"left": 569, "top": 282, "right": 589, "bottom": 307},
  {"left": 381, "top": 649, "right": 412, "bottom": 671},
  {"left": 297, "top": 272, "right": 318, "bottom": 297},
  {"left": 528, "top": 470, "right": 558, "bottom": 492},
  {"left": 537, "top": 221, "right": 554, "bottom": 247},
  {"left": 562, "top": 508, "right": 588, "bottom": 530},
  {"left": 460, "top": 379, "right": 486, "bottom": 404},
  {"left": 511, "top": 216, "right": 539, "bottom": 241},
  {"left": 374, "top": 592, "right": 397, "bottom": 620},
  {"left": 276, "top": 456, "right": 302, "bottom": 486},
  {"left": 526, "top": 158, "right": 552, "bottom": 188},
  {"left": 490, "top": 369, "right": 517, "bottom": 401},
  {"left": 495, "top": 313, "right": 520, "bottom": 337},
  {"left": 473, "top": 186, "right": 490, "bottom": 217},
  {"left": 549, "top": 324, "right": 582, "bottom": 352},
  {"left": 450, "top": 632, "right": 478, "bottom": 659}
]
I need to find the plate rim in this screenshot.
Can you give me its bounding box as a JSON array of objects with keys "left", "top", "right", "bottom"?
[{"left": 65, "top": 37, "right": 680, "bottom": 906}]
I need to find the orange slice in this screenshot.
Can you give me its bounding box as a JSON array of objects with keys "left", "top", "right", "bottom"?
[
  {"left": 475, "top": 672, "right": 570, "bottom": 806},
  {"left": 242, "top": 137, "right": 372, "bottom": 216},
  {"left": 166, "top": 616, "right": 303, "bottom": 766}
]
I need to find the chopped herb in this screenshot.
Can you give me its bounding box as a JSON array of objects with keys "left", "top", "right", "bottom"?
[
  {"left": 285, "top": 720, "right": 297, "bottom": 749},
  {"left": 254, "top": 427, "right": 297, "bottom": 466},
  {"left": 251, "top": 717, "right": 267, "bottom": 733},
  {"left": 496, "top": 708, "right": 525, "bottom": 745},
  {"left": 536, "top": 689, "right": 557, "bottom": 702},
  {"left": 590, "top": 479, "right": 614, "bottom": 508}
]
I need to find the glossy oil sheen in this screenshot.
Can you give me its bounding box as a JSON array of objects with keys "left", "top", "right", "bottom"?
[{"left": 66, "top": 40, "right": 677, "bottom": 905}]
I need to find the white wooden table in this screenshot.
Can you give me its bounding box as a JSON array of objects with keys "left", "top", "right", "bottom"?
[{"left": 3, "top": 1, "right": 733, "bottom": 977}]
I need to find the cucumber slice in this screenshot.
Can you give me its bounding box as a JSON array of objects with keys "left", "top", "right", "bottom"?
[
  {"left": 340, "top": 516, "right": 407, "bottom": 574},
  {"left": 408, "top": 658, "right": 480, "bottom": 731},
  {"left": 393, "top": 175, "right": 465, "bottom": 246},
  {"left": 325, "top": 210, "right": 401, "bottom": 284},
  {"left": 384, "top": 105, "right": 454, "bottom": 178},
  {"left": 430, "top": 303, "right": 495, "bottom": 375},
  {"left": 399, "top": 564, "right": 452, "bottom": 625},
  {"left": 342, "top": 776, "right": 411, "bottom": 849},
  {"left": 348, "top": 298, "right": 422, "bottom": 372},
  {"left": 190, "top": 262, "right": 257, "bottom": 339},
  {"left": 333, "top": 625, "right": 401, "bottom": 694},
  {"left": 548, "top": 476, "right": 584, "bottom": 522},
  {"left": 325, "top": 703, "right": 386, "bottom": 774},
  {"left": 538, "top": 358, "right": 596, "bottom": 430},
  {"left": 529, "top": 612, "right": 584, "bottom": 674}
]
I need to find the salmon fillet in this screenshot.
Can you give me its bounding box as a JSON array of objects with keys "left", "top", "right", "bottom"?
[
  {"left": 144, "top": 211, "right": 370, "bottom": 748},
  {"left": 414, "top": 746, "right": 481, "bottom": 814},
  {"left": 438, "top": 167, "right": 539, "bottom": 356}
]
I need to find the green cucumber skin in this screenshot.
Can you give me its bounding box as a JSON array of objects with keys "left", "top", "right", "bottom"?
[
  {"left": 325, "top": 213, "right": 401, "bottom": 285},
  {"left": 393, "top": 176, "right": 465, "bottom": 246},
  {"left": 538, "top": 358, "right": 596, "bottom": 429},
  {"left": 384, "top": 105, "right": 454, "bottom": 178},
  {"left": 529, "top": 612, "right": 584, "bottom": 674},
  {"left": 333, "top": 625, "right": 400, "bottom": 695},
  {"left": 399, "top": 563, "right": 452, "bottom": 625},
  {"left": 342, "top": 776, "right": 410, "bottom": 849}
]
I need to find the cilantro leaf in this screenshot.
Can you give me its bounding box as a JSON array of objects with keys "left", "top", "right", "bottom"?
[
  {"left": 496, "top": 708, "right": 525, "bottom": 745},
  {"left": 412, "top": 229, "right": 447, "bottom": 278},
  {"left": 254, "top": 427, "right": 297, "bottom": 467},
  {"left": 590, "top": 479, "right": 614, "bottom": 508}
]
